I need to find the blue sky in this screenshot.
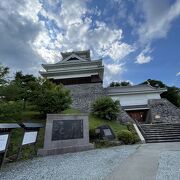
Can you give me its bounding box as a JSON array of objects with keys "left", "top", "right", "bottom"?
[{"left": 0, "top": 0, "right": 179, "bottom": 87}]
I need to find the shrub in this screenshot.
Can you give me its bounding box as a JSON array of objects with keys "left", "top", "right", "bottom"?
[
  {"left": 117, "top": 130, "right": 135, "bottom": 144},
  {"left": 91, "top": 96, "right": 120, "bottom": 121},
  {"left": 34, "top": 85, "right": 72, "bottom": 114},
  {"left": 89, "top": 129, "right": 97, "bottom": 140},
  {"left": 0, "top": 100, "right": 23, "bottom": 119},
  {"left": 127, "top": 123, "right": 135, "bottom": 133},
  {"left": 127, "top": 124, "right": 140, "bottom": 143}
]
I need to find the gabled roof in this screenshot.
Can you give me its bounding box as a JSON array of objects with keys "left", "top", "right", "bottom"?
[
  {"left": 107, "top": 84, "right": 167, "bottom": 95},
  {"left": 57, "top": 53, "right": 90, "bottom": 63},
  {"left": 61, "top": 50, "right": 91, "bottom": 61}
]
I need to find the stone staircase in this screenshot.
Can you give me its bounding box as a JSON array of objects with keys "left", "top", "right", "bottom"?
[{"left": 140, "top": 123, "right": 180, "bottom": 143}]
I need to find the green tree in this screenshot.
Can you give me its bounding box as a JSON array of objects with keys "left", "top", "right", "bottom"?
[
  {"left": 141, "top": 79, "right": 180, "bottom": 107},
  {"left": 12, "top": 71, "right": 38, "bottom": 109},
  {"left": 91, "top": 96, "right": 120, "bottom": 120},
  {"left": 34, "top": 84, "right": 72, "bottom": 114},
  {"left": 161, "top": 86, "right": 180, "bottom": 107},
  {"left": 0, "top": 100, "right": 23, "bottom": 120},
  {"left": 141, "top": 79, "right": 166, "bottom": 88},
  {"left": 110, "top": 81, "right": 131, "bottom": 87},
  {"left": 0, "top": 64, "right": 9, "bottom": 85}
]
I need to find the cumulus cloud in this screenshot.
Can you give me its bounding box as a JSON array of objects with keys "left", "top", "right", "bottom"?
[
  {"left": 103, "top": 63, "right": 126, "bottom": 86},
  {"left": 34, "top": 0, "right": 134, "bottom": 63},
  {"left": 138, "top": 0, "right": 180, "bottom": 44},
  {"left": 0, "top": 0, "right": 44, "bottom": 74},
  {"left": 0, "top": 0, "right": 134, "bottom": 79},
  {"left": 133, "top": 0, "right": 180, "bottom": 64},
  {"left": 176, "top": 72, "right": 180, "bottom": 76},
  {"left": 105, "top": 63, "right": 124, "bottom": 75},
  {"left": 136, "top": 46, "right": 152, "bottom": 64}
]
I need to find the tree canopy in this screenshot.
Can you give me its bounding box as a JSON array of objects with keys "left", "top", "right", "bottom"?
[
  {"left": 0, "top": 65, "right": 72, "bottom": 115},
  {"left": 141, "top": 79, "right": 180, "bottom": 107},
  {"left": 110, "top": 81, "right": 131, "bottom": 87},
  {"left": 0, "top": 64, "right": 9, "bottom": 85}
]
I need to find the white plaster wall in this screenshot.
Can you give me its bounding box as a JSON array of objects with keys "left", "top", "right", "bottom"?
[{"left": 110, "top": 93, "right": 161, "bottom": 106}]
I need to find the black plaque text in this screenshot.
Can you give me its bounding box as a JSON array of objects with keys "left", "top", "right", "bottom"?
[{"left": 52, "top": 120, "right": 83, "bottom": 141}]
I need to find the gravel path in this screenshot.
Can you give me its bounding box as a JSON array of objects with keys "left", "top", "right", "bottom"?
[
  {"left": 156, "top": 151, "right": 180, "bottom": 180},
  {"left": 0, "top": 145, "right": 138, "bottom": 180}
]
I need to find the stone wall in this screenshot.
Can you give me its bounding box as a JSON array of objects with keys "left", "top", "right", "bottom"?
[
  {"left": 65, "top": 83, "right": 106, "bottom": 112},
  {"left": 148, "top": 99, "right": 180, "bottom": 123},
  {"left": 65, "top": 83, "right": 141, "bottom": 123},
  {"left": 117, "top": 109, "right": 134, "bottom": 124}
]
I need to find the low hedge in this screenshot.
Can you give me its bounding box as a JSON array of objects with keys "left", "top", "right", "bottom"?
[{"left": 117, "top": 130, "right": 136, "bottom": 144}]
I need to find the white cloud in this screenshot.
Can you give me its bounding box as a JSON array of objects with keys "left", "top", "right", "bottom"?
[
  {"left": 0, "top": 0, "right": 43, "bottom": 75},
  {"left": 33, "top": 0, "right": 134, "bottom": 64},
  {"left": 0, "top": 0, "right": 135, "bottom": 83},
  {"left": 103, "top": 63, "right": 126, "bottom": 86},
  {"left": 136, "top": 53, "right": 152, "bottom": 64},
  {"left": 176, "top": 72, "right": 180, "bottom": 76},
  {"left": 136, "top": 46, "right": 152, "bottom": 64},
  {"left": 18, "top": 0, "right": 42, "bottom": 23},
  {"left": 105, "top": 63, "right": 124, "bottom": 75},
  {"left": 103, "top": 41, "right": 134, "bottom": 62},
  {"left": 138, "top": 0, "right": 180, "bottom": 44}
]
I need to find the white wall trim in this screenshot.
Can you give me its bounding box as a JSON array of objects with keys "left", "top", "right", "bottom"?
[{"left": 133, "top": 123, "right": 146, "bottom": 144}]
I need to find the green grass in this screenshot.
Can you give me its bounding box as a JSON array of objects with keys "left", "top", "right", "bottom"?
[
  {"left": 1, "top": 108, "right": 129, "bottom": 161},
  {"left": 62, "top": 108, "right": 81, "bottom": 114},
  {"left": 89, "top": 114, "right": 127, "bottom": 136}
]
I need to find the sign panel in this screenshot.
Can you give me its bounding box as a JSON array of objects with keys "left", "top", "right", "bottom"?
[
  {"left": 52, "top": 120, "right": 83, "bottom": 141},
  {"left": 103, "top": 129, "right": 112, "bottom": 136},
  {"left": 22, "top": 131, "right": 38, "bottom": 145},
  {"left": 0, "top": 134, "right": 9, "bottom": 152}
]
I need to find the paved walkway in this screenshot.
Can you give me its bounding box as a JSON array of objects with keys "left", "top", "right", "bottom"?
[
  {"left": 0, "top": 145, "right": 137, "bottom": 180},
  {"left": 105, "top": 142, "right": 180, "bottom": 180},
  {"left": 1, "top": 142, "right": 180, "bottom": 180}
]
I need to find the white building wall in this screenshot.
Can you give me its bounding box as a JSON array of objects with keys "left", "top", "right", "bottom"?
[{"left": 110, "top": 93, "right": 161, "bottom": 106}]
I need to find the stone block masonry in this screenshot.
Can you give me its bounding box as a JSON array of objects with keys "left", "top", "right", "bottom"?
[
  {"left": 65, "top": 83, "right": 106, "bottom": 112},
  {"left": 65, "top": 83, "right": 135, "bottom": 124},
  {"left": 38, "top": 114, "right": 94, "bottom": 156},
  {"left": 148, "top": 99, "right": 180, "bottom": 123}
]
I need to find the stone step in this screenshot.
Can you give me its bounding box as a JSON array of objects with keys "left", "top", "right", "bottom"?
[
  {"left": 142, "top": 124, "right": 180, "bottom": 127},
  {"left": 146, "top": 139, "right": 180, "bottom": 143},
  {"left": 142, "top": 127, "right": 180, "bottom": 130},
  {"left": 141, "top": 125, "right": 180, "bottom": 128},
  {"left": 140, "top": 123, "right": 180, "bottom": 143},
  {"left": 142, "top": 126, "right": 180, "bottom": 129},
  {"left": 145, "top": 132, "right": 180, "bottom": 136},
  {"left": 145, "top": 136, "right": 180, "bottom": 140},
  {"left": 141, "top": 123, "right": 180, "bottom": 126},
  {"left": 143, "top": 130, "right": 180, "bottom": 133},
  {"left": 145, "top": 133, "right": 180, "bottom": 137}
]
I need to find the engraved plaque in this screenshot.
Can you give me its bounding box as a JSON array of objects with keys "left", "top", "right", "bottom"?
[
  {"left": 103, "top": 129, "right": 112, "bottom": 136},
  {"left": 52, "top": 120, "right": 83, "bottom": 141}
]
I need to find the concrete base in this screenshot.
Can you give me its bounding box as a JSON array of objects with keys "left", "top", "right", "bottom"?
[{"left": 38, "top": 143, "right": 94, "bottom": 156}]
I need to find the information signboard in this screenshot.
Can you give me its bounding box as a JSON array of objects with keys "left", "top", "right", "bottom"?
[
  {"left": 22, "top": 131, "right": 38, "bottom": 145},
  {"left": 0, "top": 134, "right": 9, "bottom": 152}
]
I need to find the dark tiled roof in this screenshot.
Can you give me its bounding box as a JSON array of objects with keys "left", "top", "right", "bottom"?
[
  {"left": 61, "top": 50, "right": 91, "bottom": 60},
  {"left": 122, "top": 105, "right": 149, "bottom": 110},
  {"left": 107, "top": 84, "right": 167, "bottom": 94}
]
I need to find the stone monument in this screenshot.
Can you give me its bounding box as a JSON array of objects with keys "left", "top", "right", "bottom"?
[
  {"left": 95, "top": 125, "right": 116, "bottom": 140},
  {"left": 38, "top": 114, "right": 94, "bottom": 156}
]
